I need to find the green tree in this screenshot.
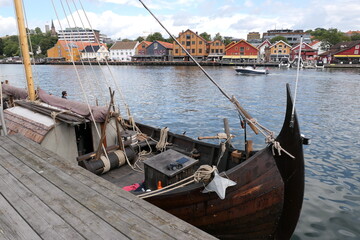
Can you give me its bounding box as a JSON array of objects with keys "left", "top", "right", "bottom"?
[
  {"left": 35, "top": 27, "right": 42, "bottom": 35},
  {"left": 213, "top": 32, "right": 223, "bottom": 41},
  {"left": 135, "top": 36, "right": 144, "bottom": 42},
  {"left": 270, "top": 36, "right": 288, "bottom": 44},
  {"left": 145, "top": 32, "right": 165, "bottom": 42},
  {"left": 200, "top": 32, "right": 211, "bottom": 41},
  {"left": 3, "top": 41, "right": 19, "bottom": 56}
]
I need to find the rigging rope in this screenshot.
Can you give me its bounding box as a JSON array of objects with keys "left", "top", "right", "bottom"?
[
  {"left": 138, "top": 0, "right": 295, "bottom": 159},
  {"left": 51, "top": 0, "right": 109, "bottom": 161},
  {"left": 290, "top": 36, "right": 303, "bottom": 127}
]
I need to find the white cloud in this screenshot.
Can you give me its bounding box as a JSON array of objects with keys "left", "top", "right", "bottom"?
[{"left": 0, "top": 16, "right": 17, "bottom": 36}]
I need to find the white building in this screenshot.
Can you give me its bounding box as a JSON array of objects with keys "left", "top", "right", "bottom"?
[
  {"left": 58, "top": 27, "right": 101, "bottom": 43},
  {"left": 81, "top": 45, "right": 109, "bottom": 61},
  {"left": 110, "top": 41, "right": 139, "bottom": 61},
  {"left": 257, "top": 39, "right": 271, "bottom": 62}
]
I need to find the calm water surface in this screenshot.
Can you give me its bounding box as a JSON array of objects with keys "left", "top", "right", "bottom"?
[{"left": 1, "top": 64, "right": 360, "bottom": 239}]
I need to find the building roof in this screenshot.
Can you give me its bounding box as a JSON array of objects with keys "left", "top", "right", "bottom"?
[
  {"left": 269, "top": 40, "right": 292, "bottom": 48},
  {"left": 319, "top": 40, "right": 360, "bottom": 56},
  {"left": 140, "top": 40, "right": 152, "bottom": 45},
  {"left": 57, "top": 40, "right": 104, "bottom": 51},
  {"left": 291, "top": 42, "right": 314, "bottom": 50},
  {"left": 156, "top": 40, "right": 173, "bottom": 49},
  {"left": 81, "top": 45, "right": 100, "bottom": 53},
  {"left": 257, "top": 39, "right": 271, "bottom": 49},
  {"left": 110, "top": 41, "right": 139, "bottom": 50}
]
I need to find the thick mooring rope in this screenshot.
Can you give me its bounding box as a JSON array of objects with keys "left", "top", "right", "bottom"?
[{"left": 138, "top": 165, "right": 217, "bottom": 199}]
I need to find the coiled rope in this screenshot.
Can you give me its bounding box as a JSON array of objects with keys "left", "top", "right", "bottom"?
[{"left": 138, "top": 165, "right": 216, "bottom": 199}]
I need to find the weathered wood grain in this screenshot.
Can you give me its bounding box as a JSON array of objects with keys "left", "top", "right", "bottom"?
[
  {"left": 1, "top": 134, "right": 215, "bottom": 240},
  {"left": 0, "top": 193, "right": 41, "bottom": 240}
]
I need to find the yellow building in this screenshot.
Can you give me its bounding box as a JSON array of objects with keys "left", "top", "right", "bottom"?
[
  {"left": 269, "top": 40, "right": 292, "bottom": 61},
  {"left": 47, "top": 40, "right": 103, "bottom": 62},
  {"left": 173, "top": 29, "right": 207, "bottom": 61}
]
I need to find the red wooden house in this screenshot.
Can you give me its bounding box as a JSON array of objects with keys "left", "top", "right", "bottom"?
[
  {"left": 224, "top": 40, "right": 258, "bottom": 62},
  {"left": 319, "top": 40, "right": 360, "bottom": 64},
  {"left": 290, "top": 43, "right": 317, "bottom": 61}
]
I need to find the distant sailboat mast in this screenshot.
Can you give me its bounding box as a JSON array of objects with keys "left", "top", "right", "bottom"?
[{"left": 13, "top": 0, "right": 36, "bottom": 101}]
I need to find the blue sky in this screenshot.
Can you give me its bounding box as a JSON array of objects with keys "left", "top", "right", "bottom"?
[{"left": 1, "top": 0, "right": 360, "bottom": 40}]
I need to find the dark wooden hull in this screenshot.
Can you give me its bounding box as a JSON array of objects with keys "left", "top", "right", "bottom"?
[{"left": 143, "top": 84, "right": 304, "bottom": 239}]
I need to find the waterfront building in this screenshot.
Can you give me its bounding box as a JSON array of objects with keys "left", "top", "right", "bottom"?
[
  {"left": 173, "top": 29, "right": 207, "bottom": 61},
  {"left": 223, "top": 40, "right": 258, "bottom": 63},
  {"left": 263, "top": 29, "right": 311, "bottom": 44},
  {"left": 58, "top": 27, "right": 101, "bottom": 43},
  {"left": 319, "top": 40, "right": 360, "bottom": 64},
  {"left": 47, "top": 40, "right": 103, "bottom": 62},
  {"left": 345, "top": 30, "right": 360, "bottom": 37},
  {"left": 80, "top": 45, "right": 109, "bottom": 61},
  {"left": 257, "top": 39, "right": 271, "bottom": 62},
  {"left": 309, "top": 40, "right": 327, "bottom": 55},
  {"left": 207, "top": 39, "right": 225, "bottom": 61},
  {"left": 110, "top": 41, "right": 139, "bottom": 61},
  {"left": 132, "top": 41, "right": 173, "bottom": 61},
  {"left": 290, "top": 43, "right": 317, "bottom": 61},
  {"left": 247, "top": 32, "right": 261, "bottom": 41},
  {"left": 269, "top": 40, "right": 292, "bottom": 62},
  {"left": 135, "top": 41, "right": 152, "bottom": 55}
]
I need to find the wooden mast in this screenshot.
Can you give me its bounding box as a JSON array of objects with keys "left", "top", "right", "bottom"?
[{"left": 13, "top": 0, "right": 36, "bottom": 101}]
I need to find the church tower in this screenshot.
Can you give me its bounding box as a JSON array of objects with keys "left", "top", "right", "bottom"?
[{"left": 50, "top": 20, "right": 57, "bottom": 37}]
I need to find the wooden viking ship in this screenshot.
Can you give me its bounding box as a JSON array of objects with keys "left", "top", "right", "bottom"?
[{"left": 0, "top": 0, "right": 306, "bottom": 239}]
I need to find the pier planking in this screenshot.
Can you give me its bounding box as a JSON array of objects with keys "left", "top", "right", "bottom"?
[{"left": 0, "top": 134, "right": 216, "bottom": 240}]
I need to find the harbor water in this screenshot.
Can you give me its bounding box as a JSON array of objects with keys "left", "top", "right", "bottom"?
[{"left": 1, "top": 64, "right": 359, "bottom": 239}]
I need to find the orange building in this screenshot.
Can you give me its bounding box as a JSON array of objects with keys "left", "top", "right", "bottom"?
[
  {"left": 269, "top": 40, "right": 292, "bottom": 61},
  {"left": 136, "top": 40, "right": 152, "bottom": 55},
  {"left": 173, "top": 29, "right": 207, "bottom": 61},
  {"left": 207, "top": 39, "right": 225, "bottom": 61},
  {"left": 47, "top": 40, "right": 105, "bottom": 61}
]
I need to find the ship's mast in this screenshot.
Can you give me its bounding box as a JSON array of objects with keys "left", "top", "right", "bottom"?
[{"left": 13, "top": 0, "right": 36, "bottom": 101}]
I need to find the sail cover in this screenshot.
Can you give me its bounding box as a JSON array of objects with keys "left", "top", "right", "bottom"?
[{"left": 38, "top": 88, "right": 108, "bottom": 122}]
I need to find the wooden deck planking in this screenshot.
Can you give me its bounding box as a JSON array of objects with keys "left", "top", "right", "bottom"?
[
  {"left": 6, "top": 134, "right": 215, "bottom": 240},
  {"left": 0, "top": 193, "right": 41, "bottom": 240},
  {"left": 0, "top": 135, "right": 216, "bottom": 240}
]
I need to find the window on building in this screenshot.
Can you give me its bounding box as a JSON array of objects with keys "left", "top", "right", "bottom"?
[
  {"left": 182, "top": 41, "right": 185, "bottom": 45},
  {"left": 278, "top": 50, "right": 282, "bottom": 53},
  {"left": 192, "top": 41, "right": 195, "bottom": 45},
  {"left": 199, "top": 41, "right": 202, "bottom": 44},
  {"left": 279, "top": 45, "right": 283, "bottom": 48},
  {"left": 240, "top": 47, "right": 244, "bottom": 51},
  {"left": 220, "top": 49, "right": 223, "bottom": 53},
  {"left": 216, "top": 42, "right": 219, "bottom": 46},
  {"left": 274, "top": 50, "right": 277, "bottom": 53},
  {"left": 216, "top": 49, "right": 219, "bottom": 53},
  {"left": 355, "top": 45, "right": 360, "bottom": 49},
  {"left": 192, "top": 49, "right": 195, "bottom": 54},
  {"left": 175, "top": 49, "right": 178, "bottom": 53},
  {"left": 186, "top": 41, "right": 191, "bottom": 46},
  {"left": 211, "top": 49, "right": 214, "bottom": 53},
  {"left": 199, "top": 49, "right": 202, "bottom": 54},
  {"left": 186, "top": 34, "right": 191, "bottom": 39},
  {"left": 235, "top": 47, "right": 238, "bottom": 50},
  {"left": 284, "top": 50, "right": 287, "bottom": 53},
  {"left": 355, "top": 50, "right": 359, "bottom": 54}
]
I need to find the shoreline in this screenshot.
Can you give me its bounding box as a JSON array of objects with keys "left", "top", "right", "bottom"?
[{"left": 1, "top": 61, "right": 360, "bottom": 68}]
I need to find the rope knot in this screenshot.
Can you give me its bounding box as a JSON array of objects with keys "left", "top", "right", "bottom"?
[{"left": 194, "top": 165, "right": 216, "bottom": 184}]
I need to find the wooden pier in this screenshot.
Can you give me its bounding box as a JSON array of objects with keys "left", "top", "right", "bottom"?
[{"left": 0, "top": 134, "right": 216, "bottom": 240}]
